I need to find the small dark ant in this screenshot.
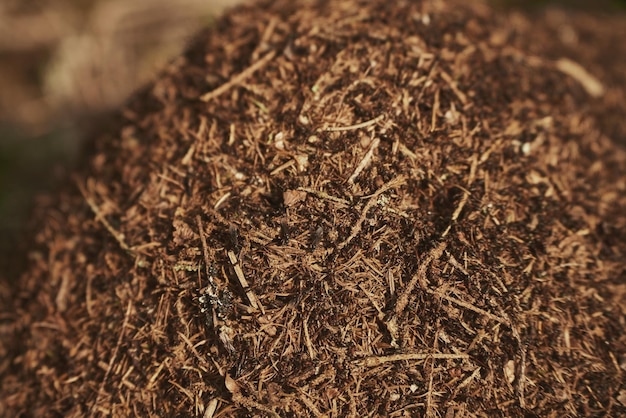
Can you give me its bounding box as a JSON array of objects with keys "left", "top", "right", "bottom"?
[
  {"left": 199, "top": 286, "right": 233, "bottom": 327},
  {"left": 198, "top": 281, "right": 234, "bottom": 352},
  {"left": 208, "top": 263, "right": 219, "bottom": 278},
  {"left": 198, "top": 263, "right": 233, "bottom": 333}
]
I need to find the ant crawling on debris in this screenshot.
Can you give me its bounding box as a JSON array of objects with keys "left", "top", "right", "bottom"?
[
  {"left": 198, "top": 264, "right": 235, "bottom": 352},
  {"left": 198, "top": 286, "right": 233, "bottom": 328}
]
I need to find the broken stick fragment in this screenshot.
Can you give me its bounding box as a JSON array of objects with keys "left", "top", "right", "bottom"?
[
  {"left": 200, "top": 51, "right": 276, "bottom": 102},
  {"left": 555, "top": 58, "right": 605, "bottom": 98},
  {"left": 227, "top": 250, "right": 264, "bottom": 313}
]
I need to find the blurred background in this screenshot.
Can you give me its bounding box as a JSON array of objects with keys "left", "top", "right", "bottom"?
[
  {"left": 0, "top": 0, "right": 625, "bottom": 257},
  {"left": 0, "top": 0, "right": 238, "bottom": 248}
]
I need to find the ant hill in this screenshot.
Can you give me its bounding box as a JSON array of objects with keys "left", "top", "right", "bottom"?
[{"left": 1, "top": 0, "right": 625, "bottom": 416}]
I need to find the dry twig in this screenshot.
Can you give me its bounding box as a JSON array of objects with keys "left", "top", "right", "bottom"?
[
  {"left": 394, "top": 241, "right": 448, "bottom": 316},
  {"left": 356, "top": 352, "right": 470, "bottom": 367},
  {"left": 426, "top": 287, "right": 510, "bottom": 326},
  {"left": 337, "top": 175, "right": 407, "bottom": 252},
  {"left": 76, "top": 179, "right": 132, "bottom": 253},
  {"left": 200, "top": 50, "right": 276, "bottom": 102},
  {"left": 348, "top": 137, "right": 380, "bottom": 185},
  {"left": 89, "top": 300, "right": 133, "bottom": 416},
  {"left": 323, "top": 114, "right": 385, "bottom": 132},
  {"left": 227, "top": 250, "right": 263, "bottom": 313}
]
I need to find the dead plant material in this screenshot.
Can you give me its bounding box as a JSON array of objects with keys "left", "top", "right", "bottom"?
[{"left": 1, "top": 0, "right": 626, "bottom": 417}]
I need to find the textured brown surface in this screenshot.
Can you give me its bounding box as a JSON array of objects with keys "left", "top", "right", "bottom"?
[{"left": 1, "top": 0, "right": 626, "bottom": 416}]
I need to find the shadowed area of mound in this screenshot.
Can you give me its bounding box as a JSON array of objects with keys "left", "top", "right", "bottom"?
[{"left": 1, "top": 0, "right": 625, "bottom": 416}]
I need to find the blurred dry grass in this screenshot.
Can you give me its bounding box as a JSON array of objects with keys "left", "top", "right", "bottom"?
[
  {"left": 0, "top": 0, "right": 240, "bottom": 134},
  {"left": 0, "top": 0, "right": 241, "bottom": 243}
]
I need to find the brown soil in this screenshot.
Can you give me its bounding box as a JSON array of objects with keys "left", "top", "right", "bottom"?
[{"left": 2, "top": 0, "right": 626, "bottom": 416}]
